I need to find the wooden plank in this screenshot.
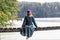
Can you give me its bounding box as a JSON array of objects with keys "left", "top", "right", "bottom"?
[{"left": 0, "top": 26, "right": 60, "bottom": 32}]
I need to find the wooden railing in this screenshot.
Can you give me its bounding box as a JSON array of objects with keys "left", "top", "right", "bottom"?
[{"left": 0, "top": 26, "right": 60, "bottom": 32}]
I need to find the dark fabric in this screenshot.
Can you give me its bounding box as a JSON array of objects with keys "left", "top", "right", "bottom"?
[
  {"left": 20, "top": 16, "right": 37, "bottom": 38},
  {"left": 22, "top": 16, "right": 37, "bottom": 27},
  {"left": 20, "top": 25, "right": 34, "bottom": 38}
]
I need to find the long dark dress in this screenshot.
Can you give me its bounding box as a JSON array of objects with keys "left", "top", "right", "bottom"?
[{"left": 20, "top": 16, "right": 37, "bottom": 38}]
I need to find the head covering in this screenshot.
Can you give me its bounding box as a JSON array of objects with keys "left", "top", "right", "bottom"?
[
  {"left": 27, "top": 9, "right": 32, "bottom": 13},
  {"left": 27, "top": 9, "right": 32, "bottom": 17}
]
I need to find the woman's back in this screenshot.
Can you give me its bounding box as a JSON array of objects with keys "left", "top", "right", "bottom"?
[
  {"left": 25, "top": 16, "right": 33, "bottom": 25},
  {"left": 22, "top": 16, "right": 37, "bottom": 27}
]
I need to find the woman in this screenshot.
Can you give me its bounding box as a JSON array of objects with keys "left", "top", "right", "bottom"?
[{"left": 20, "top": 9, "right": 38, "bottom": 40}]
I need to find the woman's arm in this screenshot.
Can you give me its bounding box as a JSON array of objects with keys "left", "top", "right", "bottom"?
[
  {"left": 32, "top": 16, "right": 37, "bottom": 28},
  {"left": 22, "top": 16, "right": 26, "bottom": 27}
]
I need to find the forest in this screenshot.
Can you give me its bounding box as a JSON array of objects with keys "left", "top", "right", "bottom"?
[{"left": 18, "top": 2, "right": 60, "bottom": 18}]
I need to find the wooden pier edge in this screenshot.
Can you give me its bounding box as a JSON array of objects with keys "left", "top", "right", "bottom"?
[{"left": 0, "top": 26, "right": 60, "bottom": 32}]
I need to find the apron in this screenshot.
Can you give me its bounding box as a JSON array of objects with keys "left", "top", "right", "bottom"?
[{"left": 20, "top": 25, "right": 34, "bottom": 38}]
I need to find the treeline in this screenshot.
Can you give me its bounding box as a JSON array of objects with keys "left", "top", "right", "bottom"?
[{"left": 18, "top": 2, "right": 60, "bottom": 18}]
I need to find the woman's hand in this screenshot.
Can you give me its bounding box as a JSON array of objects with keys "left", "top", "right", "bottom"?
[{"left": 35, "top": 26, "right": 38, "bottom": 31}]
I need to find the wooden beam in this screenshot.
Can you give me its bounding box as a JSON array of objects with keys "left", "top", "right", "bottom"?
[{"left": 0, "top": 26, "right": 60, "bottom": 32}]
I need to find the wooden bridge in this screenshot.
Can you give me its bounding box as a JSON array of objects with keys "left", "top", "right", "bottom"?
[{"left": 0, "top": 26, "right": 60, "bottom": 32}]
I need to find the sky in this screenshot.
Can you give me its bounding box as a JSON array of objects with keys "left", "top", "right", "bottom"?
[{"left": 17, "top": 0, "right": 60, "bottom": 3}]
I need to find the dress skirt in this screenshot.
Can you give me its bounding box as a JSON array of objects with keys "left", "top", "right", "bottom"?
[{"left": 20, "top": 25, "right": 34, "bottom": 38}]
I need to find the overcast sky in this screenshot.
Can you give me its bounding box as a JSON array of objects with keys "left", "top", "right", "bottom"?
[{"left": 17, "top": 0, "right": 60, "bottom": 3}]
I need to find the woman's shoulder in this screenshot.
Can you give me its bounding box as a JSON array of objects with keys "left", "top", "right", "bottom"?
[
  {"left": 24, "top": 16, "right": 27, "bottom": 18},
  {"left": 31, "top": 16, "right": 34, "bottom": 18},
  {"left": 24, "top": 16, "right": 34, "bottom": 18}
]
